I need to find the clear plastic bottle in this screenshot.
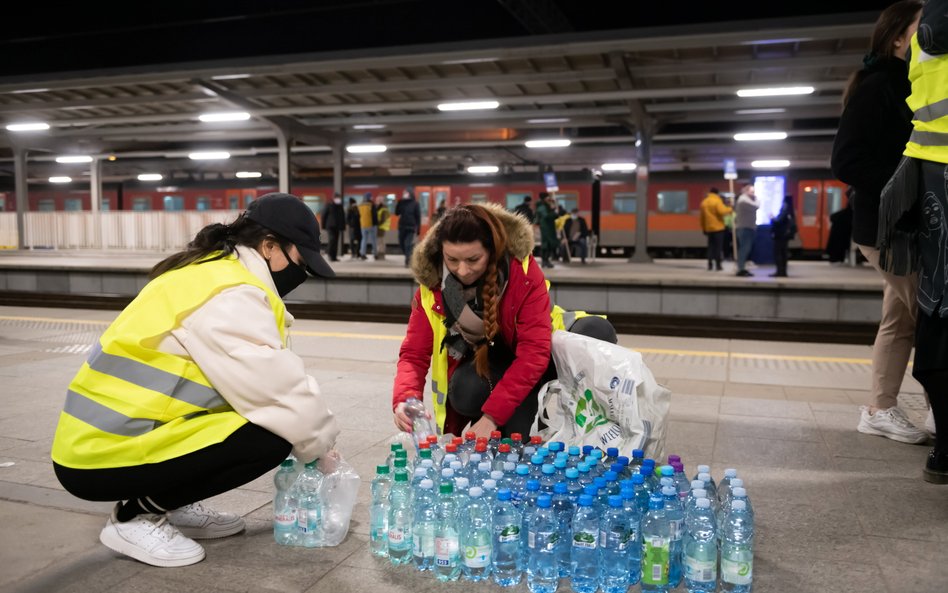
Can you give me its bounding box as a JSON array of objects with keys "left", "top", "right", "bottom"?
[
  {"left": 629, "top": 448, "right": 645, "bottom": 475},
  {"left": 683, "top": 497, "right": 718, "bottom": 593},
  {"left": 488, "top": 430, "right": 503, "bottom": 457},
  {"left": 433, "top": 481, "right": 461, "bottom": 581},
  {"left": 494, "top": 443, "right": 512, "bottom": 471},
  {"left": 459, "top": 486, "right": 493, "bottom": 582},
  {"left": 527, "top": 494, "right": 559, "bottom": 593},
  {"left": 604, "top": 447, "right": 620, "bottom": 468},
  {"left": 718, "top": 468, "right": 738, "bottom": 503},
  {"left": 411, "top": 478, "right": 437, "bottom": 571},
  {"left": 295, "top": 461, "right": 324, "bottom": 548},
  {"left": 565, "top": 467, "right": 583, "bottom": 504},
  {"left": 520, "top": 480, "right": 542, "bottom": 565},
  {"left": 567, "top": 445, "right": 582, "bottom": 468},
  {"left": 509, "top": 432, "right": 524, "bottom": 460},
  {"left": 273, "top": 458, "right": 299, "bottom": 546},
  {"left": 491, "top": 488, "right": 523, "bottom": 587},
  {"left": 672, "top": 462, "right": 691, "bottom": 501},
  {"left": 369, "top": 464, "right": 392, "bottom": 557},
  {"left": 641, "top": 493, "right": 670, "bottom": 592},
  {"left": 619, "top": 487, "right": 642, "bottom": 587},
  {"left": 386, "top": 442, "right": 404, "bottom": 472},
  {"left": 482, "top": 478, "right": 498, "bottom": 499},
  {"left": 387, "top": 469, "right": 413, "bottom": 564},
  {"left": 570, "top": 493, "right": 600, "bottom": 593},
  {"left": 402, "top": 397, "right": 436, "bottom": 449},
  {"left": 539, "top": 464, "right": 557, "bottom": 494},
  {"left": 550, "top": 482, "right": 574, "bottom": 578},
  {"left": 600, "top": 495, "right": 632, "bottom": 593},
  {"left": 693, "top": 465, "right": 718, "bottom": 499},
  {"left": 631, "top": 473, "right": 651, "bottom": 515},
  {"left": 720, "top": 499, "right": 754, "bottom": 593},
  {"left": 511, "top": 464, "right": 531, "bottom": 508},
  {"left": 662, "top": 484, "right": 684, "bottom": 589},
  {"left": 426, "top": 434, "right": 444, "bottom": 466}
]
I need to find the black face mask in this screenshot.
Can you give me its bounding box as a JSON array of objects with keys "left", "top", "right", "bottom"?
[{"left": 268, "top": 244, "right": 309, "bottom": 297}]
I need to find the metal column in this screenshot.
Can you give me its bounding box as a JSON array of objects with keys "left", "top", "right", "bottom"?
[
  {"left": 89, "top": 158, "right": 102, "bottom": 248},
  {"left": 276, "top": 128, "right": 292, "bottom": 194},
  {"left": 332, "top": 142, "right": 344, "bottom": 198},
  {"left": 630, "top": 132, "right": 653, "bottom": 263},
  {"left": 13, "top": 149, "right": 28, "bottom": 250}
]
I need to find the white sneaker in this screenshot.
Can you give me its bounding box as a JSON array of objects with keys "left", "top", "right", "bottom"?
[
  {"left": 99, "top": 508, "right": 205, "bottom": 567},
  {"left": 167, "top": 501, "right": 245, "bottom": 539},
  {"left": 925, "top": 408, "right": 936, "bottom": 436},
  {"left": 857, "top": 406, "right": 929, "bottom": 444}
]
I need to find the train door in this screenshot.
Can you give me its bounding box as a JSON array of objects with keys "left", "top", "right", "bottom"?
[
  {"left": 226, "top": 190, "right": 242, "bottom": 210},
  {"left": 796, "top": 180, "right": 849, "bottom": 252}
]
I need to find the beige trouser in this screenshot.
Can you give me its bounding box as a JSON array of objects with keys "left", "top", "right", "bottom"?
[{"left": 859, "top": 244, "right": 921, "bottom": 409}]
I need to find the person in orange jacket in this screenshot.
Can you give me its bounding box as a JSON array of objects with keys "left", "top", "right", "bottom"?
[{"left": 699, "top": 187, "right": 733, "bottom": 271}]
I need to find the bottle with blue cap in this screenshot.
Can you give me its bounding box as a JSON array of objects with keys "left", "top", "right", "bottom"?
[
  {"left": 603, "top": 469, "right": 621, "bottom": 495},
  {"left": 593, "top": 477, "right": 610, "bottom": 512},
  {"left": 527, "top": 494, "right": 559, "bottom": 593},
  {"left": 600, "top": 494, "right": 632, "bottom": 593},
  {"left": 553, "top": 457, "right": 568, "bottom": 478},
  {"left": 459, "top": 486, "right": 492, "bottom": 581},
  {"left": 433, "top": 481, "right": 461, "bottom": 581},
  {"left": 491, "top": 488, "right": 523, "bottom": 586},
  {"left": 529, "top": 454, "right": 545, "bottom": 479},
  {"left": 641, "top": 493, "right": 670, "bottom": 592},
  {"left": 631, "top": 473, "right": 650, "bottom": 515},
  {"left": 604, "top": 446, "right": 620, "bottom": 468},
  {"left": 550, "top": 481, "right": 574, "bottom": 578},
  {"left": 616, "top": 456, "right": 631, "bottom": 479},
  {"left": 411, "top": 478, "right": 437, "bottom": 570},
  {"left": 629, "top": 448, "right": 645, "bottom": 474},
  {"left": 520, "top": 480, "right": 542, "bottom": 565},
  {"left": 683, "top": 497, "right": 718, "bottom": 592},
  {"left": 511, "top": 464, "right": 531, "bottom": 507},
  {"left": 567, "top": 445, "right": 583, "bottom": 468},
  {"left": 662, "top": 484, "right": 684, "bottom": 588},
  {"left": 720, "top": 499, "right": 754, "bottom": 593},
  {"left": 619, "top": 487, "right": 642, "bottom": 586},
  {"left": 570, "top": 493, "right": 600, "bottom": 593},
  {"left": 577, "top": 462, "right": 593, "bottom": 487},
  {"left": 565, "top": 467, "right": 583, "bottom": 503},
  {"left": 539, "top": 464, "right": 557, "bottom": 493}
]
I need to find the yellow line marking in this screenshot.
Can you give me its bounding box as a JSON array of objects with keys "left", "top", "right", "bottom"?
[
  {"left": 0, "top": 315, "right": 109, "bottom": 325},
  {"left": 291, "top": 330, "right": 403, "bottom": 341}
]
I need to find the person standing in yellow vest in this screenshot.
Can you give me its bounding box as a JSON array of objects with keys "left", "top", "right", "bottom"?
[
  {"left": 879, "top": 0, "right": 948, "bottom": 484},
  {"left": 51, "top": 193, "right": 341, "bottom": 566},
  {"left": 375, "top": 194, "right": 391, "bottom": 260},
  {"left": 390, "top": 203, "right": 616, "bottom": 439}
]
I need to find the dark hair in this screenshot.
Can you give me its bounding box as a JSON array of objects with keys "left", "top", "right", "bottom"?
[
  {"left": 843, "top": 0, "right": 922, "bottom": 106},
  {"left": 149, "top": 213, "right": 283, "bottom": 279},
  {"left": 538, "top": 192, "right": 550, "bottom": 200},
  {"left": 435, "top": 205, "right": 509, "bottom": 381},
  {"left": 709, "top": 187, "right": 721, "bottom": 194}
]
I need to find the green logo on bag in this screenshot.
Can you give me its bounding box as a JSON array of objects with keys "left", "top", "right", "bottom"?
[{"left": 574, "top": 389, "right": 608, "bottom": 433}]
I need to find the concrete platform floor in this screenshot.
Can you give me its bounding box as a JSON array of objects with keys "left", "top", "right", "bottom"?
[{"left": 0, "top": 305, "right": 944, "bottom": 593}]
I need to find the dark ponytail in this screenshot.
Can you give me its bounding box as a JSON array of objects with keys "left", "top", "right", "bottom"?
[{"left": 149, "top": 212, "right": 275, "bottom": 279}]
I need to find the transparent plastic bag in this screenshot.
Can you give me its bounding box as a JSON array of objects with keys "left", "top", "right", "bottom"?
[{"left": 315, "top": 457, "right": 361, "bottom": 546}]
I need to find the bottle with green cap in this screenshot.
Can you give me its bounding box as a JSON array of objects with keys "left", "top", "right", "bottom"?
[
  {"left": 386, "top": 442, "right": 404, "bottom": 471},
  {"left": 433, "top": 481, "right": 461, "bottom": 581},
  {"left": 387, "top": 469, "right": 412, "bottom": 564},
  {"left": 369, "top": 464, "right": 391, "bottom": 557},
  {"left": 296, "top": 460, "right": 324, "bottom": 548},
  {"left": 273, "top": 458, "right": 298, "bottom": 545}
]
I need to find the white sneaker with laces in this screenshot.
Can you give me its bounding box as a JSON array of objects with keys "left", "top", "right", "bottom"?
[
  {"left": 99, "top": 507, "right": 205, "bottom": 567},
  {"left": 857, "top": 405, "right": 929, "bottom": 444},
  {"left": 926, "top": 408, "right": 936, "bottom": 436},
  {"left": 167, "top": 501, "right": 245, "bottom": 539}
]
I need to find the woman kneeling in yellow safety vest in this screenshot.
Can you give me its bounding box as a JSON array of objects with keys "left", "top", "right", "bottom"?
[{"left": 50, "top": 193, "right": 341, "bottom": 567}]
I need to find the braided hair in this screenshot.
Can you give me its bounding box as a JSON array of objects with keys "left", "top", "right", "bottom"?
[{"left": 435, "top": 205, "right": 509, "bottom": 380}]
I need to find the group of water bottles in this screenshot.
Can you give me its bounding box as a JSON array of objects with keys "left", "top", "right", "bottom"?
[
  {"left": 367, "top": 430, "right": 755, "bottom": 593},
  {"left": 272, "top": 458, "right": 327, "bottom": 547}
]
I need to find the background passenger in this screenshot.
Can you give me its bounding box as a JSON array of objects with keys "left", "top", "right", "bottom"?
[
  {"left": 734, "top": 184, "right": 759, "bottom": 277},
  {"left": 346, "top": 197, "right": 362, "bottom": 260},
  {"left": 699, "top": 187, "right": 732, "bottom": 271},
  {"left": 770, "top": 194, "right": 797, "bottom": 278}
]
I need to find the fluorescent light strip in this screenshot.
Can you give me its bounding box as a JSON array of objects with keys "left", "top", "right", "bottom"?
[
  {"left": 736, "top": 86, "right": 815, "bottom": 98},
  {"left": 601, "top": 162, "right": 637, "bottom": 171},
  {"left": 467, "top": 165, "right": 499, "bottom": 174},
  {"left": 55, "top": 155, "right": 93, "bottom": 163},
  {"left": 6, "top": 122, "right": 50, "bottom": 131},
  {"left": 437, "top": 100, "right": 500, "bottom": 112},
  {"left": 188, "top": 151, "right": 231, "bottom": 160},
  {"left": 198, "top": 112, "right": 251, "bottom": 122},
  {"left": 137, "top": 173, "right": 163, "bottom": 181},
  {"left": 751, "top": 159, "right": 791, "bottom": 168},
  {"left": 352, "top": 124, "right": 386, "bottom": 130},
  {"left": 210, "top": 74, "right": 251, "bottom": 80},
  {"left": 235, "top": 171, "right": 262, "bottom": 178},
  {"left": 527, "top": 118, "right": 571, "bottom": 124},
  {"left": 9, "top": 88, "right": 49, "bottom": 94},
  {"left": 735, "top": 108, "right": 787, "bottom": 115},
  {"left": 525, "top": 139, "right": 571, "bottom": 148},
  {"left": 734, "top": 131, "right": 788, "bottom": 142},
  {"left": 49, "top": 176, "right": 72, "bottom": 183},
  {"left": 346, "top": 144, "right": 387, "bottom": 154}
]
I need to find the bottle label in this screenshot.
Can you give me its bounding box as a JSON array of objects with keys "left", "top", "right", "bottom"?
[
  {"left": 498, "top": 524, "right": 520, "bottom": 543},
  {"left": 435, "top": 536, "right": 459, "bottom": 566},
  {"left": 684, "top": 556, "right": 717, "bottom": 583},
  {"left": 388, "top": 527, "right": 406, "bottom": 544},
  {"left": 297, "top": 509, "right": 319, "bottom": 533},
  {"left": 464, "top": 544, "right": 491, "bottom": 568},
  {"left": 413, "top": 531, "right": 434, "bottom": 557},
  {"left": 572, "top": 529, "right": 598, "bottom": 549},
  {"left": 642, "top": 537, "right": 669, "bottom": 585},
  {"left": 275, "top": 509, "right": 296, "bottom": 529},
  {"left": 722, "top": 556, "right": 753, "bottom": 585}
]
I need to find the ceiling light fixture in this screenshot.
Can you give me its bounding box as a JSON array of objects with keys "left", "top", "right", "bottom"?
[
  {"left": 525, "top": 139, "right": 571, "bottom": 148},
  {"left": 198, "top": 112, "right": 251, "bottom": 122},
  {"left": 210, "top": 74, "right": 251, "bottom": 80},
  {"left": 735, "top": 108, "right": 787, "bottom": 115},
  {"left": 751, "top": 159, "right": 791, "bottom": 168},
  {"left": 437, "top": 100, "right": 500, "bottom": 112},
  {"left": 235, "top": 171, "right": 262, "bottom": 178},
  {"left": 734, "top": 131, "right": 788, "bottom": 141},
  {"left": 55, "top": 155, "right": 94, "bottom": 163},
  {"left": 601, "top": 162, "right": 637, "bottom": 171},
  {"left": 467, "top": 165, "right": 500, "bottom": 174},
  {"left": 526, "top": 118, "right": 571, "bottom": 124},
  {"left": 736, "top": 86, "right": 815, "bottom": 98},
  {"left": 137, "top": 173, "right": 163, "bottom": 181},
  {"left": 6, "top": 122, "right": 50, "bottom": 132},
  {"left": 346, "top": 144, "right": 387, "bottom": 154},
  {"left": 352, "top": 124, "right": 387, "bottom": 130},
  {"left": 188, "top": 151, "right": 231, "bottom": 160},
  {"left": 49, "top": 176, "right": 72, "bottom": 183}
]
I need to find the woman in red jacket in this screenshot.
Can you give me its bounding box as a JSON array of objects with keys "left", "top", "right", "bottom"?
[{"left": 392, "top": 203, "right": 615, "bottom": 439}]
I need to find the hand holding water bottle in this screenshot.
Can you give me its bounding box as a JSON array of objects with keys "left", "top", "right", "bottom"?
[{"left": 395, "top": 397, "right": 436, "bottom": 448}]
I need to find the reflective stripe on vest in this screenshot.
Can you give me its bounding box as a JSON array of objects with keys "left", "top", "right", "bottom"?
[
  {"left": 915, "top": 97, "right": 948, "bottom": 123},
  {"left": 52, "top": 254, "right": 287, "bottom": 469},
  {"left": 904, "top": 34, "right": 948, "bottom": 164}
]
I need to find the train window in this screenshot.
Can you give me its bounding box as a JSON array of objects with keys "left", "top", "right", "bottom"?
[
  {"left": 64, "top": 198, "right": 83, "bottom": 211},
  {"left": 385, "top": 194, "right": 397, "bottom": 212},
  {"left": 506, "top": 192, "right": 531, "bottom": 210},
  {"left": 419, "top": 190, "right": 431, "bottom": 219},
  {"left": 244, "top": 193, "right": 255, "bottom": 206},
  {"left": 471, "top": 193, "right": 488, "bottom": 204},
  {"left": 132, "top": 197, "right": 150, "bottom": 211},
  {"left": 302, "top": 195, "right": 323, "bottom": 214},
  {"left": 163, "top": 195, "right": 184, "bottom": 211},
  {"left": 802, "top": 187, "right": 819, "bottom": 217},
  {"left": 228, "top": 196, "right": 240, "bottom": 210},
  {"left": 101, "top": 198, "right": 111, "bottom": 211},
  {"left": 826, "top": 186, "right": 845, "bottom": 215},
  {"left": 0, "top": 196, "right": 5, "bottom": 211},
  {"left": 196, "top": 196, "right": 211, "bottom": 211},
  {"left": 657, "top": 190, "right": 688, "bottom": 213},
  {"left": 38, "top": 199, "right": 55, "bottom": 211},
  {"left": 556, "top": 191, "right": 578, "bottom": 212},
  {"left": 613, "top": 192, "right": 637, "bottom": 213}
]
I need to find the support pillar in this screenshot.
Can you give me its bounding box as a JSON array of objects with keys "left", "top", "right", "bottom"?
[
  {"left": 332, "top": 141, "right": 345, "bottom": 199},
  {"left": 90, "top": 158, "right": 103, "bottom": 248},
  {"left": 629, "top": 130, "right": 653, "bottom": 263},
  {"left": 13, "top": 148, "right": 28, "bottom": 250},
  {"left": 276, "top": 128, "right": 293, "bottom": 194}
]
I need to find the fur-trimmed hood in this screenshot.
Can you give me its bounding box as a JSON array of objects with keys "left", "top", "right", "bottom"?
[{"left": 409, "top": 202, "right": 535, "bottom": 288}]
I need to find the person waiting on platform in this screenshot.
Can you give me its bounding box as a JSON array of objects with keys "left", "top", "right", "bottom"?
[
  {"left": 699, "top": 187, "right": 733, "bottom": 271},
  {"left": 375, "top": 194, "right": 391, "bottom": 260},
  {"left": 564, "top": 208, "right": 590, "bottom": 264},
  {"left": 734, "top": 184, "right": 760, "bottom": 277},
  {"left": 346, "top": 197, "right": 362, "bottom": 260},
  {"left": 536, "top": 192, "right": 559, "bottom": 269},
  {"left": 391, "top": 203, "right": 616, "bottom": 439},
  {"left": 50, "top": 193, "right": 341, "bottom": 567},
  {"left": 321, "top": 192, "right": 346, "bottom": 262},
  {"left": 358, "top": 192, "right": 377, "bottom": 260},
  {"left": 770, "top": 194, "right": 798, "bottom": 277}
]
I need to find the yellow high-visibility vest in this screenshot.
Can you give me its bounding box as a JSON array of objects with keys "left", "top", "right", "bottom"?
[
  {"left": 903, "top": 34, "right": 948, "bottom": 164},
  {"left": 51, "top": 254, "right": 286, "bottom": 469}
]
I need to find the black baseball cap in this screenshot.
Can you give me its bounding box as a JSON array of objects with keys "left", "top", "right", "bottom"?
[{"left": 245, "top": 192, "right": 335, "bottom": 278}]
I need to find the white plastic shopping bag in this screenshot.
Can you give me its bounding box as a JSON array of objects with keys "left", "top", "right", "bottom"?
[{"left": 530, "top": 330, "right": 671, "bottom": 460}]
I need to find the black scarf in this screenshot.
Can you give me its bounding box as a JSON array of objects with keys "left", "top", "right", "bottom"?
[{"left": 440, "top": 256, "right": 509, "bottom": 360}]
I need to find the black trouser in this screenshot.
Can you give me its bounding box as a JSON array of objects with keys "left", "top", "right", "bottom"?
[
  {"left": 447, "top": 316, "right": 618, "bottom": 437},
  {"left": 349, "top": 229, "right": 362, "bottom": 257},
  {"left": 915, "top": 370, "right": 947, "bottom": 455},
  {"left": 327, "top": 229, "right": 342, "bottom": 261},
  {"left": 773, "top": 237, "right": 789, "bottom": 276},
  {"left": 54, "top": 423, "right": 291, "bottom": 511},
  {"left": 706, "top": 230, "right": 725, "bottom": 270},
  {"left": 398, "top": 228, "right": 417, "bottom": 264}
]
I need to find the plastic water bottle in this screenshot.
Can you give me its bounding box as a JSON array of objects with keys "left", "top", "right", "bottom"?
[
  {"left": 539, "top": 464, "right": 557, "bottom": 493},
  {"left": 718, "top": 468, "right": 738, "bottom": 502},
  {"left": 387, "top": 469, "right": 413, "bottom": 562},
  {"left": 565, "top": 467, "right": 583, "bottom": 503},
  {"left": 683, "top": 497, "right": 718, "bottom": 592},
  {"left": 411, "top": 479, "right": 437, "bottom": 571},
  {"left": 661, "top": 485, "right": 684, "bottom": 588},
  {"left": 632, "top": 473, "right": 651, "bottom": 515},
  {"left": 567, "top": 446, "right": 582, "bottom": 468},
  {"left": 629, "top": 448, "right": 645, "bottom": 474},
  {"left": 454, "top": 477, "right": 471, "bottom": 509},
  {"left": 494, "top": 444, "right": 512, "bottom": 470},
  {"left": 273, "top": 459, "right": 299, "bottom": 545},
  {"left": 482, "top": 478, "right": 498, "bottom": 499},
  {"left": 459, "top": 487, "right": 492, "bottom": 581},
  {"left": 641, "top": 494, "right": 670, "bottom": 592},
  {"left": 672, "top": 462, "right": 690, "bottom": 501},
  {"left": 491, "top": 489, "right": 523, "bottom": 587},
  {"left": 427, "top": 434, "right": 444, "bottom": 466},
  {"left": 511, "top": 464, "right": 530, "bottom": 507},
  {"left": 520, "top": 480, "right": 541, "bottom": 564},
  {"left": 527, "top": 494, "right": 559, "bottom": 593},
  {"left": 403, "top": 397, "right": 435, "bottom": 449},
  {"left": 550, "top": 482, "right": 574, "bottom": 578},
  {"left": 509, "top": 432, "right": 524, "bottom": 459},
  {"left": 369, "top": 464, "right": 392, "bottom": 556},
  {"left": 693, "top": 465, "right": 718, "bottom": 498},
  {"left": 600, "top": 495, "right": 631, "bottom": 593},
  {"left": 570, "top": 494, "right": 600, "bottom": 593},
  {"left": 577, "top": 462, "right": 593, "bottom": 487},
  {"left": 433, "top": 481, "right": 461, "bottom": 581},
  {"left": 720, "top": 499, "right": 754, "bottom": 593},
  {"left": 295, "top": 460, "right": 324, "bottom": 548},
  {"left": 620, "top": 487, "right": 642, "bottom": 586}
]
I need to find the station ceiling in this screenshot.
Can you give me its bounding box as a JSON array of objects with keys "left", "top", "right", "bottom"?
[{"left": 0, "top": 1, "right": 888, "bottom": 184}]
